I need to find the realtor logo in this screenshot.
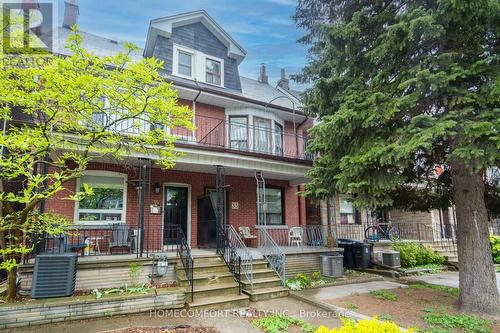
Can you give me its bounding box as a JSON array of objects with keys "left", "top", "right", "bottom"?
[{"left": 1, "top": 0, "right": 56, "bottom": 55}]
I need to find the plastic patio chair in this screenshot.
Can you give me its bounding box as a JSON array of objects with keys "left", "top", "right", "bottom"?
[
  {"left": 109, "top": 223, "right": 132, "bottom": 254},
  {"left": 238, "top": 226, "right": 257, "bottom": 240},
  {"left": 288, "top": 227, "right": 303, "bottom": 247}
]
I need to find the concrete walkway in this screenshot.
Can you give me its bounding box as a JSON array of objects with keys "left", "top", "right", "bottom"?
[
  {"left": 296, "top": 280, "right": 407, "bottom": 302},
  {"left": 411, "top": 271, "right": 500, "bottom": 292}
]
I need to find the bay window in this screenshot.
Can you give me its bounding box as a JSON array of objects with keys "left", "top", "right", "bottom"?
[{"left": 76, "top": 173, "right": 126, "bottom": 224}]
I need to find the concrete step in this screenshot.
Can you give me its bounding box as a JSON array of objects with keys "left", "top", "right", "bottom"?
[
  {"left": 188, "top": 294, "right": 250, "bottom": 310},
  {"left": 249, "top": 268, "right": 279, "bottom": 279},
  {"left": 192, "top": 282, "right": 240, "bottom": 298},
  {"left": 191, "top": 262, "right": 232, "bottom": 274},
  {"left": 243, "top": 286, "right": 289, "bottom": 302},
  {"left": 178, "top": 271, "right": 236, "bottom": 287},
  {"left": 241, "top": 277, "right": 282, "bottom": 290}
]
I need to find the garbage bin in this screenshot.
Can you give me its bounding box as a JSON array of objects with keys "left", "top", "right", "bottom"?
[
  {"left": 320, "top": 254, "right": 344, "bottom": 277},
  {"left": 336, "top": 238, "right": 358, "bottom": 269},
  {"left": 354, "top": 242, "right": 372, "bottom": 269}
]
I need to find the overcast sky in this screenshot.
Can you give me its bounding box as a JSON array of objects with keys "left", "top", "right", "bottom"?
[{"left": 56, "top": 0, "right": 307, "bottom": 90}]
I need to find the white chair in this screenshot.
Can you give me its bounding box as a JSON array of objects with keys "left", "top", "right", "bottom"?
[
  {"left": 239, "top": 227, "right": 257, "bottom": 241},
  {"left": 288, "top": 227, "right": 303, "bottom": 247}
]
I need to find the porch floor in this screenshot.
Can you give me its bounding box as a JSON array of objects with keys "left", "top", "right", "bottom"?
[{"left": 25, "top": 246, "right": 343, "bottom": 265}]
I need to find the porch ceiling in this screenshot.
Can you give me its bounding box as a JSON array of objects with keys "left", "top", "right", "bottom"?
[
  {"left": 173, "top": 146, "right": 310, "bottom": 185},
  {"left": 82, "top": 148, "right": 310, "bottom": 185}
]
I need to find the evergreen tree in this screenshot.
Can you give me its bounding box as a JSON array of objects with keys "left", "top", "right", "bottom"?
[{"left": 295, "top": 0, "right": 499, "bottom": 314}]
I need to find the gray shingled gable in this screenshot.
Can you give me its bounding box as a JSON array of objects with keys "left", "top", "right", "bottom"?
[{"left": 152, "top": 22, "right": 242, "bottom": 92}]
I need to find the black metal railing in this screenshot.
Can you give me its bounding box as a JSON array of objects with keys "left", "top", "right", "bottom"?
[
  {"left": 176, "top": 226, "right": 194, "bottom": 302},
  {"left": 216, "top": 223, "right": 242, "bottom": 295},
  {"left": 25, "top": 223, "right": 169, "bottom": 262},
  {"left": 194, "top": 115, "right": 312, "bottom": 161}
]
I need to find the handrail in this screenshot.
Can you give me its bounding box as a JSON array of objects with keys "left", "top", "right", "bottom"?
[
  {"left": 258, "top": 227, "right": 286, "bottom": 285},
  {"left": 177, "top": 226, "right": 194, "bottom": 302},
  {"left": 216, "top": 223, "right": 243, "bottom": 294},
  {"left": 227, "top": 225, "right": 253, "bottom": 290}
]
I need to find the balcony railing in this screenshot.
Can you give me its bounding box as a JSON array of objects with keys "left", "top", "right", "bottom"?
[{"left": 169, "top": 115, "right": 312, "bottom": 161}]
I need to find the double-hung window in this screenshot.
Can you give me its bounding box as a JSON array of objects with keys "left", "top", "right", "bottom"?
[
  {"left": 339, "top": 195, "right": 360, "bottom": 224},
  {"left": 77, "top": 173, "right": 126, "bottom": 224},
  {"left": 229, "top": 116, "right": 248, "bottom": 150},
  {"left": 206, "top": 58, "right": 221, "bottom": 85},
  {"left": 177, "top": 50, "right": 193, "bottom": 77},
  {"left": 274, "top": 122, "right": 284, "bottom": 156},
  {"left": 264, "top": 188, "right": 284, "bottom": 225},
  {"left": 254, "top": 117, "right": 271, "bottom": 153}
]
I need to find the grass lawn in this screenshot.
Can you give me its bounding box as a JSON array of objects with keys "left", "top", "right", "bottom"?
[{"left": 325, "top": 282, "right": 499, "bottom": 333}]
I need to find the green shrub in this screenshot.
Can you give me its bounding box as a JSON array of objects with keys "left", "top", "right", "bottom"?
[
  {"left": 295, "top": 273, "right": 311, "bottom": 288},
  {"left": 490, "top": 235, "right": 500, "bottom": 264},
  {"left": 311, "top": 271, "right": 322, "bottom": 281},
  {"left": 391, "top": 242, "right": 445, "bottom": 268}
]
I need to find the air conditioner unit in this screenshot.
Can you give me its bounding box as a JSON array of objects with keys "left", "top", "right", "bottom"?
[
  {"left": 382, "top": 251, "right": 401, "bottom": 268},
  {"left": 31, "top": 253, "right": 77, "bottom": 298}
]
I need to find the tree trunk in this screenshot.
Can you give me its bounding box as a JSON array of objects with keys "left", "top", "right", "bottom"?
[
  {"left": 450, "top": 159, "right": 499, "bottom": 315},
  {"left": 6, "top": 267, "right": 17, "bottom": 302}
]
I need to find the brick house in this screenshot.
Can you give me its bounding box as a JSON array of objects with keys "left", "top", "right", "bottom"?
[{"left": 41, "top": 8, "right": 318, "bottom": 255}]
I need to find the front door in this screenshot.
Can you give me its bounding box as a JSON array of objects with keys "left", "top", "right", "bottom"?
[{"left": 163, "top": 186, "right": 188, "bottom": 246}]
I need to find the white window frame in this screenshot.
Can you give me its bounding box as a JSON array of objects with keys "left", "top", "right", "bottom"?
[
  {"left": 74, "top": 170, "right": 128, "bottom": 225},
  {"left": 204, "top": 55, "right": 224, "bottom": 87},
  {"left": 172, "top": 44, "right": 225, "bottom": 87},
  {"left": 173, "top": 44, "right": 195, "bottom": 80}
]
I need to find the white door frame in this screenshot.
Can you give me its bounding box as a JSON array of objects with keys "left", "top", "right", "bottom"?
[{"left": 162, "top": 183, "right": 192, "bottom": 247}]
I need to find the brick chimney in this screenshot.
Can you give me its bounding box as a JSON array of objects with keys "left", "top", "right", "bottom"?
[
  {"left": 63, "top": 0, "right": 79, "bottom": 28},
  {"left": 258, "top": 63, "right": 268, "bottom": 84},
  {"left": 277, "top": 68, "right": 290, "bottom": 91}
]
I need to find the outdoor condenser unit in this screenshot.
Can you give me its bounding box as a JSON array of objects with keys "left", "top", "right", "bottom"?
[
  {"left": 382, "top": 250, "right": 401, "bottom": 268},
  {"left": 31, "top": 253, "right": 78, "bottom": 298}
]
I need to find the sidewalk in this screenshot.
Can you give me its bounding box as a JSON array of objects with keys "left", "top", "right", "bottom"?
[
  {"left": 296, "top": 280, "right": 407, "bottom": 302},
  {"left": 409, "top": 271, "right": 500, "bottom": 292}
]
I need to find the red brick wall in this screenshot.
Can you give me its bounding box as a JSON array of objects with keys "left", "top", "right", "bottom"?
[{"left": 44, "top": 163, "right": 302, "bottom": 248}]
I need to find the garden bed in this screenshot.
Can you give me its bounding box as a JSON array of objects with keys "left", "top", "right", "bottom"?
[
  {"left": 285, "top": 270, "right": 383, "bottom": 291},
  {"left": 325, "top": 282, "right": 500, "bottom": 332},
  {"left": 0, "top": 287, "right": 186, "bottom": 329}
]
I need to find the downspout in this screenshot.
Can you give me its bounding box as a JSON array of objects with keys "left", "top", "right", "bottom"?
[
  {"left": 193, "top": 79, "right": 202, "bottom": 123},
  {"left": 296, "top": 116, "right": 309, "bottom": 158}
]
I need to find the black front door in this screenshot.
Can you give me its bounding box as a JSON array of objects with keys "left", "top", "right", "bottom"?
[{"left": 163, "top": 186, "right": 188, "bottom": 245}]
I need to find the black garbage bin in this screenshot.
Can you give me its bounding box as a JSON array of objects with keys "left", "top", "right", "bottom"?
[
  {"left": 337, "top": 238, "right": 358, "bottom": 269},
  {"left": 354, "top": 242, "right": 373, "bottom": 269}
]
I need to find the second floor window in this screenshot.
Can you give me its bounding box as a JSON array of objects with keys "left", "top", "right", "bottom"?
[
  {"left": 206, "top": 58, "right": 221, "bottom": 85},
  {"left": 178, "top": 50, "right": 193, "bottom": 77},
  {"left": 229, "top": 116, "right": 248, "bottom": 150}
]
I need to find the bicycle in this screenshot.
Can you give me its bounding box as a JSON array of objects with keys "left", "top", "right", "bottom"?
[{"left": 364, "top": 220, "right": 400, "bottom": 241}]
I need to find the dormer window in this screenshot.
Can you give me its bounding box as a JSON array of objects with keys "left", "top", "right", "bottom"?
[
  {"left": 173, "top": 45, "right": 195, "bottom": 79},
  {"left": 178, "top": 51, "right": 193, "bottom": 77},
  {"left": 206, "top": 58, "right": 221, "bottom": 85}
]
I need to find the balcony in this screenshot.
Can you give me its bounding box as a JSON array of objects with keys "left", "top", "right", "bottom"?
[{"left": 172, "top": 115, "right": 313, "bottom": 162}]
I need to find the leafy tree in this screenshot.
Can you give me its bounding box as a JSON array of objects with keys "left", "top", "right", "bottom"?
[
  {"left": 0, "top": 27, "right": 193, "bottom": 302},
  {"left": 295, "top": 0, "right": 499, "bottom": 314}
]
